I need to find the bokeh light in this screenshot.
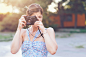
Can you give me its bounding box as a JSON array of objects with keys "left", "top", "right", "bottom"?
[{"left": 0, "top": 3, "right": 12, "bottom": 13}]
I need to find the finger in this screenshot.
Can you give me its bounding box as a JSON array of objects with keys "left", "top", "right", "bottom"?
[
  {"left": 21, "top": 19, "right": 26, "bottom": 24},
  {"left": 39, "top": 21, "right": 42, "bottom": 24},
  {"left": 37, "top": 21, "right": 42, "bottom": 25},
  {"left": 20, "top": 18, "right": 26, "bottom": 23},
  {"left": 34, "top": 21, "right": 42, "bottom": 26},
  {"left": 35, "top": 15, "right": 38, "bottom": 18},
  {"left": 20, "top": 16, "right": 26, "bottom": 21},
  {"left": 21, "top": 17, "right": 25, "bottom": 20},
  {"left": 36, "top": 25, "right": 41, "bottom": 28},
  {"left": 21, "top": 15, "right": 26, "bottom": 20},
  {"left": 22, "top": 22, "right": 26, "bottom": 27},
  {"left": 35, "top": 21, "right": 40, "bottom": 24},
  {"left": 21, "top": 15, "right": 26, "bottom": 17}
]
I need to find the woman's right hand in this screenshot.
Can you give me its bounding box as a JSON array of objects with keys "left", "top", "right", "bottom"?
[{"left": 17, "top": 15, "right": 26, "bottom": 30}]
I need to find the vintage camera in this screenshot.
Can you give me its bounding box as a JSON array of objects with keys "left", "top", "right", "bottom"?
[
  {"left": 24, "top": 16, "right": 38, "bottom": 25},
  {"left": 24, "top": 16, "right": 38, "bottom": 28}
]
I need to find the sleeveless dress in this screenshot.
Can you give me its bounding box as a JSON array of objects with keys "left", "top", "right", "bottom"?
[{"left": 21, "top": 29, "right": 48, "bottom": 57}]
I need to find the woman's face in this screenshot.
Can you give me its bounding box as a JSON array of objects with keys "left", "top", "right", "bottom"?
[{"left": 31, "top": 11, "right": 43, "bottom": 22}]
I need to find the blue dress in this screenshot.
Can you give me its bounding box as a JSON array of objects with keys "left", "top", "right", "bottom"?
[{"left": 21, "top": 29, "right": 48, "bottom": 57}]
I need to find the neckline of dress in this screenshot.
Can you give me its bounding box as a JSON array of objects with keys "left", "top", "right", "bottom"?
[
  {"left": 23, "top": 40, "right": 45, "bottom": 44},
  {"left": 27, "top": 28, "right": 40, "bottom": 42}
]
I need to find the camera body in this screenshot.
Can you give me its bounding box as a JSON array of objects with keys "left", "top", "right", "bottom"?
[{"left": 24, "top": 16, "right": 38, "bottom": 28}]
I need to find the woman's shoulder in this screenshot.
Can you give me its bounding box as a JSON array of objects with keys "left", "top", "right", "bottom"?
[
  {"left": 45, "top": 27, "right": 54, "bottom": 33},
  {"left": 21, "top": 28, "right": 28, "bottom": 35},
  {"left": 46, "top": 27, "right": 55, "bottom": 36},
  {"left": 45, "top": 27, "right": 54, "bottom": 31},
  {"left": 21, "top": 29, "right": 27, "bottom": 33},
  {"left": 21, "top": 29, "right": 28, "bottom": 41}
]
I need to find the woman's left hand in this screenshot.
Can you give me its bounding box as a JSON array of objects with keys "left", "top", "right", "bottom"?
[{"left": 34, "top": 21, "right": 45, "bottom": 33}]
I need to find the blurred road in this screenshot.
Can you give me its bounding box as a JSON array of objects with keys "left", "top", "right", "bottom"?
[{"left": 0, "top": 32, "right": 86, "bottom": 57}]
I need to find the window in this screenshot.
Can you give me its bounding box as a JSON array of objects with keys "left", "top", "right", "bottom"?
[{"left": 64, "top": 14, "right": 72, "bottom": 21}]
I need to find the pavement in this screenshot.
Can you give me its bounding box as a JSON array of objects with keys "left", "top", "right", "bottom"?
[{"left": 0, "top": 32, "right": 86, "bottom": 57}]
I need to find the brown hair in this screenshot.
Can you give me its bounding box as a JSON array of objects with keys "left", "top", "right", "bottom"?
[{"left": 26, "top": 3, "right": 43, "bottom": 16}]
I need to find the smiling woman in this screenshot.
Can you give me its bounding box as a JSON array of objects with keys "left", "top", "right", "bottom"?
[{"left": 0, "top": 3, "right": 19, "bottom": 13}]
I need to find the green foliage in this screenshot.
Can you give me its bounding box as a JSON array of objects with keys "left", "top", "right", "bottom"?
[
  {"left": 70, "top": 29, "right": 86, "bottom": 33},
  {"left": 0, "top": 34, "right": 12, "bottom": 39},
  {"left": 0, "top": 32, "right": 15, "bottom": 42},
  {"left": 65, "top": 0, "right": 86, "bottom": 14},
  {"left": 75, "top": 45, "right": 84, "bottom": 48},
  {"left": 55, "top": 34, "right": 58, "bottom": 38},
  {"left": 80, "top": 29, "right": 86, "bottom": 33},
  {"left": 3, "top": 0, "right": 37, "bottom": 14},
  {"left": 0, "top": 0, "right": 59, "bottom": 31},
  {"left": 54, "top": 0, "right": 86, "bottom": 14},
  {"left": 53, "top": 0, "right": 86, "bottom": 28},
  {"left": 35, "top": 0, "right": 53, "bottom": 28},
  {"left": 3, "top": 0, "right": 53, "bottom": 14},
  {"left": 55, "top": 33, "right": 72, "bottom": 38},
  {"left": 0, "top": 13, "right": 21, "bottom": 31}
]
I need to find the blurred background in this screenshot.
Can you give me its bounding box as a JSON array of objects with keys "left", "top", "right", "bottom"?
[{"left": 0, "top": 0, "right": 86, "bottom": 57}]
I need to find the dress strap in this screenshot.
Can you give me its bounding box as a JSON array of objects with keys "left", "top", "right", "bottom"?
[
  {"left": 27, "top": 28, "right": 40, "bottom": 42},
  {"left": 33, "top": 30, "right": 40, "bottom": 41},
  {"left": 27, "top": 28, "right": 47, "bottom": 42},
  {"left": 26, "top": 29, "right": 30, "bottom": 41}
]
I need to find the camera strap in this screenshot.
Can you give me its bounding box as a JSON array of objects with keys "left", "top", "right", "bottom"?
[
  {"left": 38, "top": 27, "right": 44, "bottom": 38},
  {"left": 27, "top": 28, "right": 42, "bottom": 38}
]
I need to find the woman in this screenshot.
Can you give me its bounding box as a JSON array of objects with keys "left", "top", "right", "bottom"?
[{"left": 11, "top": 3, "right": 58, "bottom": 57}]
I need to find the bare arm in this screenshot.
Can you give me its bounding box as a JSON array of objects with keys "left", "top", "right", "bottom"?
[
  {"left": 31, "top": 15, "right": 58, "bottom": 55},
  {"left": 11, "top": 29, "right": 22, "bottom": 54},
  {"left": 43, "top": 27, "right": 58, "bottom": 55},
  {"left": 11, "top": 15, "right": 26, "bottom": 54}
]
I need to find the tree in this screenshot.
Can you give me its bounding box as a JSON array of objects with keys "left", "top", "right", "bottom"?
[
  {"left": 53, "top": 0, "right": 67, "bottom": 28},
  {"left": 66, "top": 0, "right": 86, "bottom": 28},
  {"left": 0, "top": 13, "right": 21, "bottom": 31},
  {"left": 35, "top": 0, "right": 53, "bottom": 27},
  {"left": 2, "top": 0, "right": 52, "bottom": 14},
  {"left": 2, "top": 0, "right": 36, "bottom": 13},
  {"left": 54, "top": 0, "right": 86, "bottom": 28},
  {"left": 0, "top": 13, "right": 7, "bottom": 21},
  {"left": 0, "top": 0, "right": 54, "bottom": 31}
]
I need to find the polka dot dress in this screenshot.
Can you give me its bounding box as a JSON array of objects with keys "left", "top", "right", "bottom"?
[{"left": 21, "top": 29, "right": 48, "bottom": 57}]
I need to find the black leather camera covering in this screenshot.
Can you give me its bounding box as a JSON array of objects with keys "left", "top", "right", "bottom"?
[
  {"left": 24, "top": 16, "right": 38, "bottom": 25},
  {"left": 24, "top": 16, "right": 38, "bottom": 28}
]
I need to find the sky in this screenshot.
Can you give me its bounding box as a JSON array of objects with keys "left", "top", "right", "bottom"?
[
  {"left": 0, "top": 3, "right": 12, "bottom": 13},
  {"left": 0, "top": 3, "right": 19, "bottom": 13},
  {"left": 0, "top": 0, "right": 69, "bottom": 13},
  {"left": 47, "top": 0, "right": 62, "bottom": 12},
  {"left": 47, "top": 0, "right": 70, "bottom": 13}
]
